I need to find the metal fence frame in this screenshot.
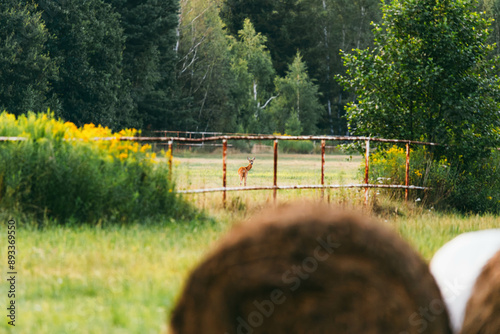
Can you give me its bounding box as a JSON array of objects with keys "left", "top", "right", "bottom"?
[
  {"left": 156, "top": 135, "right": 439, "bottom": 207},
  {"left": 0, "top": 134, "right": 439, "bottom": 207}
]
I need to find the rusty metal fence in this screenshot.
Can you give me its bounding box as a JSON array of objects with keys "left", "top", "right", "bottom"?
[
  {"left": 0, "top": 134, "right": 439, "bottom": 206},
  {"left": 153, "top": 135, "right": 439, "bottom": 206}
]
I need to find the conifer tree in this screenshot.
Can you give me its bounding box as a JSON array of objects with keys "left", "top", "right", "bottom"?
[
  {"left": 0, "top": 1, "right": 58, "bottom": 115},
  {"left": 269, "top": 52, "right": 324, "bottom": 135},
  {"left": 106, "top": 0, "right": 181, "bottom": 129},
  {"left": 35, "top": 0, "right": 134, "bottom": 129}
]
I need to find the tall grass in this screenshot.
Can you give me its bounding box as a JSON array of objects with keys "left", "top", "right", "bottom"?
[
  {"left": 1, "top": 208, "right": 498, "bottom": 333},
  {"left": 172, "top": 151, "right": 365, "bottom": 215},
  {"left": 0, "top": 217, "right": 228, "bottom": 334},
  {"left": 1, "top": 144, "right": 498, "bottom": 333}
]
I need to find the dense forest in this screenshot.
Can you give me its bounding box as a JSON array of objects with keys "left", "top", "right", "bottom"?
[{"left": 1, "top": 0, "right": 500, "bottom": 134}]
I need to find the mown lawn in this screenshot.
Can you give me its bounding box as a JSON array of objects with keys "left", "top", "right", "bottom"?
[{"left": 1, "top": 150, "right": 499, "bottom": 333}]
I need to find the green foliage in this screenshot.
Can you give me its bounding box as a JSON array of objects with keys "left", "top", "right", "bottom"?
[
  {"left": 0, "top": 1, "right": 58, "bottom": 115},
  {"left": 229, "top": 140, "right": 254, "bottom": 153},
  {"left": 446, "top": 153, "right": 500, "bottom": 213},
  {"left": 221, "top": 0, "right": 382, "bottom": 135},
  {"left": 340, "top": 0, "right": 500, "bottom": 213},
  {"left": 369, "top": 145, "right": 500, "bottom": 213},
  {"left": 105, "top": 0, "right": 182, "bottom": 129},
  {"left": 340, "top": 0, "right": 500, "bottom": 162},
  {"left": 477, "top": 0, "right": 500, "bottom": 57},
  {"left": 233, "top": 19, "right": 276, "bottom": 98},
  {"left": 298, "top": 0, "right": 383, "bottom": 135},
  {"left": 35, "top": 0, "right": 135, "bottom": 129},
  {"left": 177, "top": 0, "right": 240, "bottom": 132},
  {"left": 284, "top": 110, "right": 303, "bottom": 136},
  {"left": 221, "top": 0, "right": 309, "bottom": 75},
  {"left": 279, "top": 140, "right": 314, "bottom": 154},
  {"left": 1, "top": 0, "right": 181, "bottom": 130},
  {"left": 230, "top": 18, "right": 276, "bottom": 133},
  {"left": 178, "top": 4, "right": 325, "bottom": 135},
  {"left": 0, "top": 112, "right": 193, "bottom": 224},
  {"left": 7, "top": 0, "right": 500, "bottom": 139},
  {"left": 269, "top": 52, "right": 324, "bottom": 135}
]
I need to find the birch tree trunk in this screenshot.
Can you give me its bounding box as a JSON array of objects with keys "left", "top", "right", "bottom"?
[{"left": 323, "top": 0, "right": 334, "bottom": 134}]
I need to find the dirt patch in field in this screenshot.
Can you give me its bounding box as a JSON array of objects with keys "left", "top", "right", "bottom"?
[{"left": 169, "top": 204, "right": 450, "bottom": 334}]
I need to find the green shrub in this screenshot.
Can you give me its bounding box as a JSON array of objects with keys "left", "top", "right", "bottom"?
[
  {"left": 279, "top": 140, "right": 314, "bottom": 154},
  {"left": 368, "top": 145, "right": 500, "bottom": 213},
  {"left": 445, "top": 154, "right": 500, "bottom": 213},
  {"left": 229, "top": 140, "right": 254, "bottom": 153},
  {"left": 0, "top": 112, "right": 195, "bottom": 224}
]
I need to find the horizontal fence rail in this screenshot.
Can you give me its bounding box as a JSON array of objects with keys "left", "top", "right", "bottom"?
[
  {"left": 91, "top": 135, "right": 442, "bottom": 146},
  {"left": 0, "top": 134, "right": 440, "bottom": 146},
  {"left": 178, "top": 184, "right": 429, "bottom": 194},
  {"left": 0, "top": 137, "right": 27, "bottom": 141},
  {"left": 0, "top": 133, "right": 441, "bottom": 206}
]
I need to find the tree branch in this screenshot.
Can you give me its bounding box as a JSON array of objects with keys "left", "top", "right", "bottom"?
[{"left": 260, "top": 95, "right": 278, "bottom": 109}]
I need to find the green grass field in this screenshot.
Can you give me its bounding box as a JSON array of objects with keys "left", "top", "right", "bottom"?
[
  {"left": 174, "top": 150, "right": 365, "bottom": 212},
  {"left": 1, "top": 149, "right": 499, "bottom": 333}
]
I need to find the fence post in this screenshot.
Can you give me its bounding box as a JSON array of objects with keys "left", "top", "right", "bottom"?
[
  {"left": 168, "top": 141, "right": 173, "bottom": 182},
  {"left": 222, "top": 139, "right": 227, "bottom": 208},
  {"left": 405, "top": 142, "right": 410, "bottom": 203},
  {"left": 273, "top": 139, "right": 278, "bottom": 203},
  {"left": 321, "top": 140, "right": 325, "bottom": 200},
  {"left": 364, "top": 139, "right": 370, "bottom": 206}
]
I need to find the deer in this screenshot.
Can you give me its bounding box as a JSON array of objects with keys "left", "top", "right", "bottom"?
[{"left": 238, "top": 157, "right": 255, "bottom": 186}]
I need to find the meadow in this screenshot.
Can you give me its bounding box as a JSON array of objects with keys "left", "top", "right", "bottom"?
[{"left": 1, "top": 147, "right": 499, "bottom": 334}]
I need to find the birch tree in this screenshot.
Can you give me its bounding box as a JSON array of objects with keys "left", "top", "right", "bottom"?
[
  {"left": 220, "top": 0, "right": 381, "bottom": 135},
  {"left": 177, "top": 0, "right": 241, "bottom": 132},
  {"left": 230, "top": 19, "right": 276, "bottom": 133}
]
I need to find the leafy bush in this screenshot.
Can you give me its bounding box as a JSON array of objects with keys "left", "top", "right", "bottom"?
[
  {"left": 369, "top": 145, "right": 500, "bottom": 213},
  {"left": 279, "top": 140, "right": 314, "bottom": 154},
  {"left": 229, "top": 140, "right": 254, "bottom": 153},
  {"left": 0, "top": 112, "right": 194, "bottom": 224},
  {"left": 445, "top": 154, "right": 500, "bottom": 213}
]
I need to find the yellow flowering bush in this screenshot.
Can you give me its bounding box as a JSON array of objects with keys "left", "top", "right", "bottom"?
[
  {"left": 369, "top": 145, "right": 416, "bottom": 186},
  {"left": 368, "top": 144, "right": 452, "bottom": 202},
  {"left": 0, "top": 112, "right": 193, "bottom": 224}
]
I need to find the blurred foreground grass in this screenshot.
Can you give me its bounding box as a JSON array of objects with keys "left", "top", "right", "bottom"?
[{"left": 1, "top": 150, "right": 499, "bottom": 333}]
